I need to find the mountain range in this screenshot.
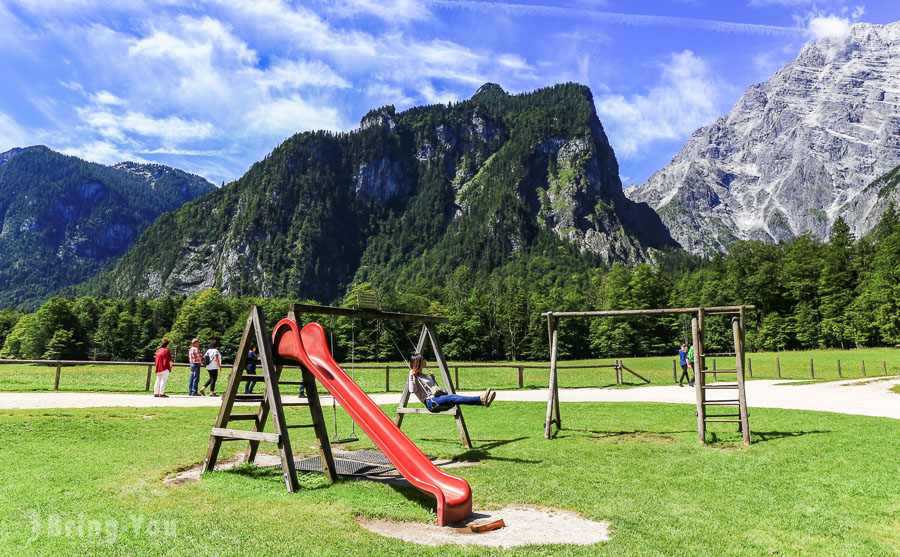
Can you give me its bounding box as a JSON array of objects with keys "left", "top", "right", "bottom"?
[
  {"left": 0, "top": 146, "right": 213, "bottom": 308},
  {"left": 626, "top": 21, "right": 900, "bottom": 256},
  {"left": 74, "top": 83, "right": 674, "bottom": 303}
]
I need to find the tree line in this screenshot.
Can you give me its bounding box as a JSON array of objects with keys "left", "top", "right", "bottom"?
[{"left": 1, "top": 210, "right": 898, "bottom": 363}]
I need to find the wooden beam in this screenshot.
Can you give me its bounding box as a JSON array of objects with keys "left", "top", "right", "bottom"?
[
  {"left": 541, "top": 305, "right": 756, "bottom": 319},
  {"left": 290, "top": 303, "right": 447, "bottom": 323},
  {"left": 212, "top": 427, "right": 280, "bottom": 443}
]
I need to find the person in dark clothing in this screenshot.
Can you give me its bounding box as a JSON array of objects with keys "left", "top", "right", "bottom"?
[
  {"left": 244, "top": 346, "right": 258, "bottom": 394},
  {"left": 678, "top": 343, "right": 694, "bottom": 387}
]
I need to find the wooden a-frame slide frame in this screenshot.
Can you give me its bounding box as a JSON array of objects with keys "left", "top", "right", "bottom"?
[
  {"left": 541, "top": 305, "right": 755, "bottom": 445},
  {"left": 202, "top": 303, "right": 471, "bottom": 494}
]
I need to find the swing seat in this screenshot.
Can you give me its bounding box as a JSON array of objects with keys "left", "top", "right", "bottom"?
[{"left": 331, "top": 437, "right": 360, "bottom": 444}]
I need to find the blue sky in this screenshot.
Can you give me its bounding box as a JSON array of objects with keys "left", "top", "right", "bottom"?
[{"left": 0, "top": 1, "right": 897, "bottom": 187}]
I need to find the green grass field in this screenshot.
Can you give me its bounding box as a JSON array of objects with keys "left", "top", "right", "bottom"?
[
  {"left": 1, "top": 347, "right": 898, "bottom": 394},
  {"left": 1, "top": 401, "right": 898, "bottom": 555}
]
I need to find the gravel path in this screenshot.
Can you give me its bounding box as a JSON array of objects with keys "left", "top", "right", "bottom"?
[{"left": 1, "top": 377, "right": 898, "bottom": 419}]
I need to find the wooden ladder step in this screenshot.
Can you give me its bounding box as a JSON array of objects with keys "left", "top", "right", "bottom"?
[
  {"left": 704, "top": 418, "right": 742, "bottom": 423},
  {"left": 701, "top": 369, "right": 737, "bottom": 374},
  {"left": 281, "top": 401, "right": 310, "bottom": 407},
  {"left": 211, "top": 427, "right": 280, "bottom": 443},
  {"left": 227, "top": 413, "right": 261, "bottom": 421},
  {"left": 703, "top": 400, "right": 740, "bottom": 406},
  {"left": 284, "top": 424, "right": 316, "bottom": 429},
  {"left": 278, "top": 381, "right": 305, "bottom": 386},
  {"left": 239, "top": 375, "right": 265, "bottom": 382},
  {"left": 234, "top": 394, "right": 266, "bottom": 401},
  {"left": 702, "top": 384, "right": 739, "bottom": 389}
]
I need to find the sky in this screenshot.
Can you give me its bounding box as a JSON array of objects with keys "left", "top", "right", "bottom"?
[{"left": 0, "top": 1, "right": 898, "bottom": 187}]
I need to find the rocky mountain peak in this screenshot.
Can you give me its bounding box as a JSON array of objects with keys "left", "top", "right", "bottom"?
[
  {"left": 474, "top": 82, "right": 506, "bottom": 96},
  {"left": 626, "top": 20, "right": 900, "bottom": 256},
  {"left": 0, "top": 147, "right": 23, "bottom": 167},
  {"left": 360, "top": 105, "right": 397, "bottom": 131}
]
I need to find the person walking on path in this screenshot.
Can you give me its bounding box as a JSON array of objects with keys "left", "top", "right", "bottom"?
[
  {"left": 154, "top": 340, "right": 173, "bottom": 398},
  {"left": 244, "top": 346, "right": 258, "bottom": 394},
  {"left": 188, "top": 338, "right": 202, "bottom": 396},
  {"left": 678, "top": 343, "right": 694, "bottom": 387},
  {"left": 408, "top": 353, "right": 495, "bottom": 411},
  {"left": 200, "top": 341, "right": 222, "bottom": 396}
]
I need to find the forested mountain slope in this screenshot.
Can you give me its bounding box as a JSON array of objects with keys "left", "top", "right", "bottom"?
[
  {"left": 81, "top": 83, "right": 675, "bottom": 303},
  {"left": 0, "top": 146, "right": 213, "bottom": 308}
]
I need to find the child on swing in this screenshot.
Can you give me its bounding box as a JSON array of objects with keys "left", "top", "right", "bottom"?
[{"left": 408, "top": 353, "right": 495, "bottom": 411}]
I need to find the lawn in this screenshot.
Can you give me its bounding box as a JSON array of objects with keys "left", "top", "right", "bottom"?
[
  {"left": 1, "top": 401, "right": 898, "bottom": 555},
  {"left": 1, "top": 347, "right": 898, "bottom": 394}
]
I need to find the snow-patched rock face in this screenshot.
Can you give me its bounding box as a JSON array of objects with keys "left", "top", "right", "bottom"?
[{"left": 626, "top": 21, "right": 900, "bottom": 256}]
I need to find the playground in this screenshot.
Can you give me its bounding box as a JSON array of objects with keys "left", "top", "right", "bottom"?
[{"left": 1, "top": 304, "right": 899, "bottom": 555}]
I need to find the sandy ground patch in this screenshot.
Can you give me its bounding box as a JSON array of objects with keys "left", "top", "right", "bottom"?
[{"left": 358, "top": 505, "right": 610, "bottom": 547}]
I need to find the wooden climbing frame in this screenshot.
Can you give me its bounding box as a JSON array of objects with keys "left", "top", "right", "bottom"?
[{"left": 540, "top": 305, "right": 755, "bottom": 445}]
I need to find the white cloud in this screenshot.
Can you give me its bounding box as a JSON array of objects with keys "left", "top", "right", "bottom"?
[
  {"left": 90, "top": 91, "right": 125, "bottom": 105},
  {"left": 806, "top": 14, "right": 852, "bottom": 41},
  {"left": 327, "top": 0, "right": 433, "bottom": 22},
  {"left": 595, "top": 50, "right": 725, "bottom": 158},
  {"left": 244, "top": 96, "right": 344, "bottom": 138},
  {"left": 77, "top": 107, "right": 216, "bottom": 144},
  {"left": 61, "top": 140, "right": 143, "bottom": 165},
  {"left": 0, "top": 110, "right": 32, "bottom": 151}
]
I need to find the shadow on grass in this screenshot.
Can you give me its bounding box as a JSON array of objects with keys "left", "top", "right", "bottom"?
[
  {"left": 221, "top": 464, "right": 332, "bottom": 490},
  {"left": 419, "top": 436, "right": 541, "bottom": 464},
  {"left": 747, "top": 429, "right": 831, "bottom": 443}
]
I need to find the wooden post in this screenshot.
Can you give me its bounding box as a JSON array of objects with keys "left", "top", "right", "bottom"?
[
  {"left": 733, "top": 317, "right": 750, "bottom": 446},
  {"left": 712, "top": 358, "right": 717, "bottom": 381},
  {"left": 837, "top": 359, "right": 842, "bottom": 378},
  {"left": 810, "top": 358, "right": 815, "bottom": 379},
  {"left": 884, "top": 361, "right": 888, "bottom": 376},
  {"left": 748, "top": 357, "right": 752, "bottom": 378},
  {"left": 385, "top": 365, "right": 390, "bottom": 392},
  {"left": 776, "top": 357, "right": 781, "bottom": 379},
  {"left": 615, "top": 360, "right": 622, "bottom": 385},
  {"left": 455, "top": 366, "right": 460, "bottom": 390},
  {"left": 145, "top": 365, "right": 152, "bottom": 391},
  {"left": 861, "top": 360, "right": 866, "bottom": 377},
  {"left": 692, "top": 315, "right": 705, "bottom": 444},
  {"left": 673, "top": 359, "right": 677, "bottom": 383},
  {"left": 517, "top": 365, "right": 524, "bottom": 388},
  {"left": 54, "top": 362, "right": 62, "bottom": 390},
  {"left": 545, "top": 316, "right": 561, "bottom": 439}
]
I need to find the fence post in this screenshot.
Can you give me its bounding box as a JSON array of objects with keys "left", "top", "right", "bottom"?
[
  {"left": 776, "top": 356, "right": 781, "bottom": 379},
  {"left": 144, "top": 365, "right": 152, "bottom": 391},
  {"left": 837, "top": 359, "right": 842, "bottom": 378},
  {"left": 748, "top": 357, "right": 752, "bottom": 378},
  {"left": 712, "top": 358, "right": 717, "bottom": 381},
  {"left": 884, "top": 361, "right": 888, "bottom": 376},
  {"left": 673, "top": 359, "right": 677, "bottom": 383},
  {"left": 809, "top": 358, "right": 814, "bottom": 379},
  {"left": 54, "top": 362, "right": 61, "bottom": 390},
  {"left": 861, "top": 360, "right": 866, "bottom": 377},
  {"left": 517, "top": 366, "right": 524, "bottom": 388},
  {"left": 616, "top": 360, "right": 622, "bottom": 385},
  {"left": 385, "top": 366, "right": 390, "bottom": 392}
]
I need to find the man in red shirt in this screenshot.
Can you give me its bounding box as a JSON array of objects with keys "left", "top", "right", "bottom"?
[{"left": 154, "top": 340, "right": 173, "bottom": 398}]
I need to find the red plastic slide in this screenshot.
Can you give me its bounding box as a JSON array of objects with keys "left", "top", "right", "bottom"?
[{"left": 271, "top": 318, "right": 473, "bottom": 526}]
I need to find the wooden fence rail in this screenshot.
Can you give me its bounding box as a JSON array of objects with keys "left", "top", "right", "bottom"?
[{"left": 0, "top": 359, "right": 635, "bottom": 392}]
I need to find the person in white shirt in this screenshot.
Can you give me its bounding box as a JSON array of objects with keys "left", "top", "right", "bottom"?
[{"left": 199, "top": 340, "right": 223, "bottom": 396}]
